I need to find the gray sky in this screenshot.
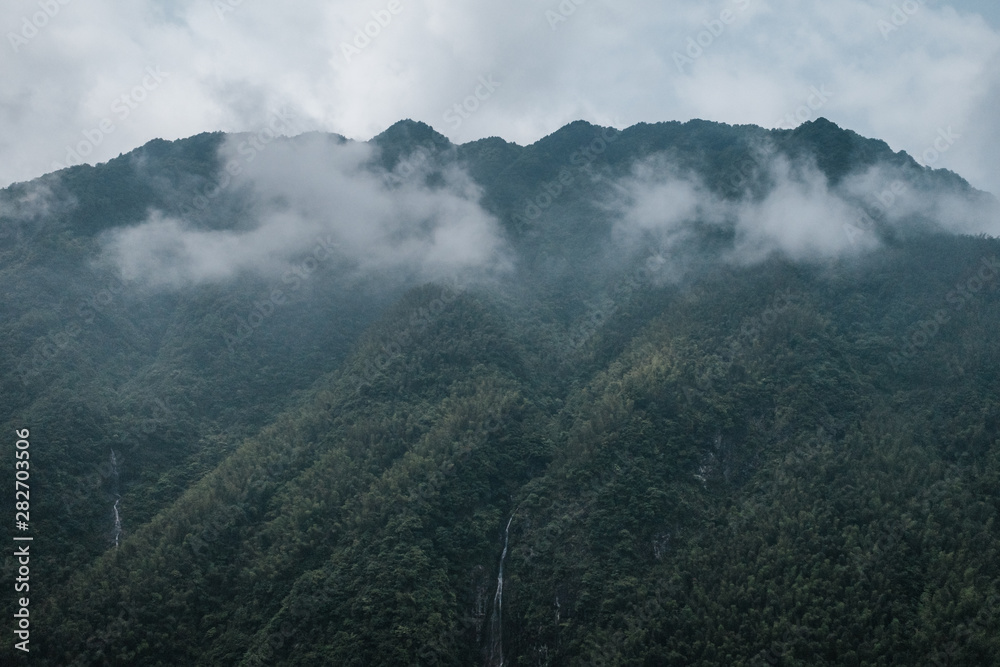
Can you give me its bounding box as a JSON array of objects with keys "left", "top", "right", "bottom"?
[{"left": 2, "top": 0, "right": 999, "bottom": 195}]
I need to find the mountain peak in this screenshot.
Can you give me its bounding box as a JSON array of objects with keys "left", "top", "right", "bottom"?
[{"left": 373, "top": 119, "right": 451, "bottom": 149}]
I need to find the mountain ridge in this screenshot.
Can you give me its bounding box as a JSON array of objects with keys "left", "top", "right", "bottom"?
[{"left": 2, "top": 115, "right": 999, "bottom": 665}]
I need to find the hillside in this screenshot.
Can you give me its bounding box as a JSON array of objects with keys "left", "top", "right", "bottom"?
[{"left": 2, "top": 118, "right": 999, "bottom": 665}]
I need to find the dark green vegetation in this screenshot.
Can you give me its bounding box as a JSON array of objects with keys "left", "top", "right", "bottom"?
[{"left": 2, "top": 117, "right": 999, "bottom": 665}]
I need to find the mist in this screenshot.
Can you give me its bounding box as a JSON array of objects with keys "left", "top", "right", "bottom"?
[
  {"left": 101, "top": 134, "right": 511, "bottom": 289},
  {"left": 0, "top": 180, "right": 74, "bottom": 250},
  {"left": 840, "top": 163, "right": 1000, "bottom": 238},
  {"left": 607, "top": 147, "right": 999, "bottom": 272},
  {"left": 97, "top": 125, "right": 1000, "bottom": 297}
]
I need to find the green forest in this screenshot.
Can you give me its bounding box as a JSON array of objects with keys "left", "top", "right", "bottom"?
[{"left": 2, "top": 117, "right": 999, "bottom": 665}]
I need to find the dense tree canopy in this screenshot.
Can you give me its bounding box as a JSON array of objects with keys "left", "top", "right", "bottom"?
[{"left": 2, "top": 118, "right": 999, "bottom": 665}]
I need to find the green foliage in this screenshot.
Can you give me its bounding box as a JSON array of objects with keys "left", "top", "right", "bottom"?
[{"left": 2, "top": 118, "right": 999, "bottom": 665}]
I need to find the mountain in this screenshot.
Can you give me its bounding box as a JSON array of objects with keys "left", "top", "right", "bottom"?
[{"left": 2, "top": 118, "right": 1000, "bottom": 665}]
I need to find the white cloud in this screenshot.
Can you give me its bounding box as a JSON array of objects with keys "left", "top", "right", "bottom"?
[
  {"left": 841, "top": 162, "right": 1000, "bottom": 237},
  {"left": 2, "top": 0, "right": 1000, "bottom": 197},
  {"left": 608, "top": 140, "right": 1000, "bottom": 269},
  {"left": 611, "top": 150, "right": 880, "bottom": 266},
  {"left": 731, "top": 154, "right": 869, "bottom": 262},
  {"left": 101, "top": 134, "right": 510, "bottom": 287}
]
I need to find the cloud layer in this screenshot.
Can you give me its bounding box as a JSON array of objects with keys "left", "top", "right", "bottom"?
[
  {"left": 102, "top": 135, "right": 509, "bottom": 287},
  {"left": 610, "top": 147, "right": 1000, "bottom": 267},
  {"left": 2, "top": 1, "right": 1000, "bottom": 196}
]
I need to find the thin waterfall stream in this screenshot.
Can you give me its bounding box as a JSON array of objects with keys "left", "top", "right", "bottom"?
[
  {"left": 110, "top": 450, "right": 122, "bottom": 548},
  {"left": 486, "top": 515, "right": 513, "bottom": 667}
]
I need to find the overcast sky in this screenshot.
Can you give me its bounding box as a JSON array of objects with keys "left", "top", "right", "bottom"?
[{"left": 2, "top": 0, "right": 999, "bottom": 196}]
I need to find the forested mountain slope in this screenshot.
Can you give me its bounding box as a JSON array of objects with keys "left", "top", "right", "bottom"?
[{"left": 2, "top": 117, "right": 999, "bottom": 665}]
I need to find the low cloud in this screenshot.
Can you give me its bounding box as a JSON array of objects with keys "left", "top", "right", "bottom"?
[
  {"left": 611, "top": 150, "right": 875, "bottom": 266},
  {"left": 0, "top": 180, "right": 73, "bottom": 249},
  {"left": 840, "top": 163, "right": 1000, "bottom": 238},
  {"left": 4, "top": 0, "right": 1000, "bottom": 199},
  {"left": 101, "top": 134, "right": 510, "bottom": 288},
  {"left": 97, "top": 131, "right": 1000, "bottom": 290},
  {"left": 732, "top": 154, "right": 872, "bottom": 263},
  {"left": 610, "top": 146, "right": 998, "bottom": 269}
]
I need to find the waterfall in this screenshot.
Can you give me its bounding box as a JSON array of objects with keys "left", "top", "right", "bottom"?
[
  {"left": 486, "top": 516, "right": 513, "bottom": 667},
  {"left": 110, "top": 450, "right": 122, "bottom": 548},
  {"left": 112, "top": 496, "right": 122, "bottom": 548}
]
